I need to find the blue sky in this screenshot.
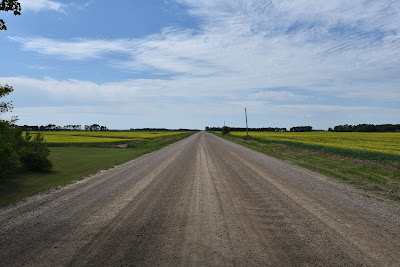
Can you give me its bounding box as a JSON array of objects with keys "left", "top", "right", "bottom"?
[{"left": 1, "top": 0, "right": 399, "bottom": 130}]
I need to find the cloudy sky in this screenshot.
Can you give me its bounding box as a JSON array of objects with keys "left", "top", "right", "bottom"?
[{"left": 1, "top": 0, "right": 399, "bottom": 130}]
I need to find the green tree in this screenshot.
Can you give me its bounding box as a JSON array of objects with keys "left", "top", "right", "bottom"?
[
  {"left": 0, "top": 85, "right": 20, "bottom": 179},
  {"left": 0, "top": 121, "right": 22, "bottom": 179},
  {"left": 0, "top": 0, "right": 21, "bottom": 30},
  {"left": 20, "top": 131, "right": 52, "bottom": 171},
  {"left": 221, "top": 126, "right": 230, "bottom": 135},
  {"left": 0, "top": 84, "right": 14, "bottom": 114}
]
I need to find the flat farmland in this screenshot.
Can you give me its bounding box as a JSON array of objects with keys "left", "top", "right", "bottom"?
[
  {"left": 231, "top": 131, "right": 400, "bottom": 157},
  {"left": 27, "top": 131, "right": 187, "bottom": 146}
]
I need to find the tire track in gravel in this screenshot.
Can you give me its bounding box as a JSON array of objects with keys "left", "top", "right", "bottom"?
[{"left": 0, "top": 132, "right": 399, "bottom": 266}]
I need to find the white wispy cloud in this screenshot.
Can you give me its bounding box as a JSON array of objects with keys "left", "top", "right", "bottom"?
[
  {"left": 8, "top": 37, "right": 133, "bottom": 60},
  {"left": 20, "top": 0, "right": 66, "bottom": 13},
  {"left": 9, "top": 28, "right": 400, "bottom": 102},
  {"left": 0, "top": 77, "right": 143, "bottom": 101},
  {"left": 248, "top": 91, "right": 310, "bottom": 102},
  {"left": 10, "top": 0, "right": 400, "bottom": 104}
]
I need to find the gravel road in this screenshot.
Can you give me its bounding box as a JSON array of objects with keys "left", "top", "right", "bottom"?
[{"left": 1, "top": 132, "right": 399, "bottom": 266}]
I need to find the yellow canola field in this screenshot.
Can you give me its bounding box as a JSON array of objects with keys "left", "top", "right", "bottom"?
[
  {"left": 28, "top": 131, "right": 185, "bottom": 143},
  {"left": 231, "top": 132, "right": 400, "bottom": 156}
]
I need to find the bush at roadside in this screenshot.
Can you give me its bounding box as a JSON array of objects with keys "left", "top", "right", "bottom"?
[
  {"left": 222, "top": 126, "right": 231, "bottom": 135},
  {"left": 0, "top": 125, "right": 52, "bottom": 180},
  {"left": 20, "top": 132, "right": 52, "bottom": 171}
]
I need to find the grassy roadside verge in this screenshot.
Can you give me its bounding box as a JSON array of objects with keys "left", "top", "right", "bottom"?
[
  {"left": 216, "top": 133, "right": 400, "bottom": 201},
  {"left": 0, "top": 132, "right": 194, "bottom": 207}
]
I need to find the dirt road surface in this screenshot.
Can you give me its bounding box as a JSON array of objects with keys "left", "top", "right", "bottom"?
[{"left": 1, "top": 132, "right": 399, "bottom": 266}]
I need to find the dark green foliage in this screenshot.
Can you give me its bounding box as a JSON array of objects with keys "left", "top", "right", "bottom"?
[
  {"left": 0, "top": 85, "right": 19, "bottom": 179},
  {"left": 0, "top": 84, "right": 14, "bottom": 113},
  {"left": 0, "top": 0, "right": 21, "bottom": 30},
  {"left": 290, "top": 126, "right": 312, "bottom": 132},
  {"left": 221, "top": 126, "right": 230, "bottom": 135},
  {"left": 0, "top": 122, "right": 22, "bottom": 179},
  {"left": 207, "top": 126, "right": 287, "bottom": 132},
  {"left": 84, "top": 124, "right": 108, "bottom": 131},
  {"left": 20, "top": 132, "right": 52, "bottom": 171},
  {"left": 333, "top": 124, "right": 400, "bottom": 132},
  {"left": 0, "top": 126, "right": 53, "bottom": 180}
]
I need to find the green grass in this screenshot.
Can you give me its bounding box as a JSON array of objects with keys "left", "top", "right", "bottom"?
[
  {"left": 217, "top": 133, "right": 400, "bottom": 201},
  {"left": 0, "top": 132, "right": 194, "bottom": 207}
]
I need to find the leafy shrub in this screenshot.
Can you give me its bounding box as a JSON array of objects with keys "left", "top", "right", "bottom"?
[
  {"left": 0, "top": 122, "right": 22, "bottom": 179},
  {"left": 221, "top": 126, "right": 231, "bottom": 135},
  {"left": 19, "top": 132, "right": 52, "bottom": 171},
  {"left": 0, "top": 127, "right": 52, "bottom": 180}
]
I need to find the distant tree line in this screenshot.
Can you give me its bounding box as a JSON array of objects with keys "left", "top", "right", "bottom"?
[
  {"left": 206, "top": 124, "right": 400, "bottom": 133},
  {"left": 205, "top": 126, "right": 287, "bottom": 132},
  {"left": 17, "top": 126, "right": 200, "bottom": 132},
  {"left": 84, "top": 124, "right": 108, "bottom": 131},
  {"left": 290, "top": 126, "right": 313, "bottom": 132},
  {"left": 329, "top": 124, "right": 400, "bottom": 132},
  {"left": 18, "top": 124, "right": 108, "bottom": 131},
  {"left": 130, "top": 128, "right": 199, "bottom": 131}
]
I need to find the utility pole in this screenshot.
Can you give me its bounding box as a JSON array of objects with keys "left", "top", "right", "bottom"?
[{"left": 245, "top": 107, "right": 249, "bottom": 137}]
